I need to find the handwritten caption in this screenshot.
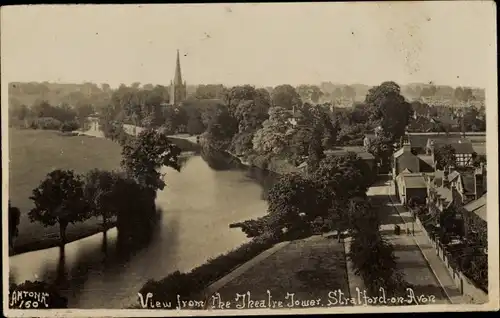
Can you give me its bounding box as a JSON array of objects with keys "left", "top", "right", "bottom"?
[
  {"left": 138, "top": 287, "right": 437, "bottom": 309},
  {"left": 9, "top": 290, "right": 50, "bottom": 309}
]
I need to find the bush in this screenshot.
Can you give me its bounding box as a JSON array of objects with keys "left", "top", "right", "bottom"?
[
  {"left": 32, "top": 117, "right": 62, "bottom": 130},
  {"left": 137, "top": 234, "right": 276, "bottom": 308},
  {"left": 9, "top": 280, "right": 68, "bottom": 308},
  {"left": 349, "top": 231, "right": 405, "bottom": 296},
  {"left": 60, "top": 120, "right": 79, "bottom": 132}
]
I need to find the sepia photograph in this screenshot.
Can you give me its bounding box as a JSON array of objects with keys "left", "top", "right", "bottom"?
[{"left": 1, "top": 2, "right": 498, "bottom": 316}]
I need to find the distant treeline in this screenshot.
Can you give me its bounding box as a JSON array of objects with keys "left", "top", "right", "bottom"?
[{"left": 8, "top": 81, "right": 485, "bottom": 111}]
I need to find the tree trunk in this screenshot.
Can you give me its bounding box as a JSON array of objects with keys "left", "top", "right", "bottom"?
[
  {"left": 59, "top": 221, "right": 68, "bottom": 248},
  {"left": 102, "top": 212, "right": 108, "bottom": 233}
]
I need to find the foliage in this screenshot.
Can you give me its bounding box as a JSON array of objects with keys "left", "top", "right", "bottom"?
[
  {"left": 271, "top": 84, "right": 302, "bottom": 110},
  {"left": 349, "top": 230, "right": 404, "bottom": 296},
  {"left": 230, "top": 130, "right": 256, "bottom": 156},
  {"left": 83, "top": 169, "right": 121, "bottom": 228},
  {"left": 314, "top": 153, "right": 372, "bottom": 200},
  {"left": 31, "top": 101, "right": 78, "bottom": 123},
  {"left": 120, "top": 129, "right": 181, "bottom": 191},
  {"left": 434, "top": 144, "right": 457, "bottom": 169},
  {"left": 204, "top": 105, "right": 239, "bottom": 151},
  {"left": 365, "top": 82, "right": 412, "bottom": 141},
  {"left": 234, "top": 99, "right": 270, "bottom": 132},
  {"left": 8, "top": 200, "right": 21, "bottom": 249},
  {"left": 230, "top": 216, "right": 272, "bottom": 238},
  {"left": 367, "top": 132, "right": 394, "bottom": 170},
  {"left": 28, "top": 169, "right": 88, "bottom": 246},
  {"left": 186, "top": 108, "right": 206, "bottom": 135},
  {"left": 296, "top": 85, "right": 324, "bottom": 103},
  {"left": 266, "top": 173, "right": 322, "bottom": 237},
  {"left": 347, "top": 197, "right": 379, "bottom": 234},
  {"left": 192, "top": 84, "right": 226, "bottom": 100},
  {"left": 222, "top": 85, "right": 260, "bottom": 115},
  {"left": 306, "top": 129, "right": 326, "bottom": 174},
  {"left": 60, "top": 120, "right": 80, "bottom": 132},
  {"left": 9, "top": 280, "right": 68, "bottom": 308},
  {"left": 138, "top": 234, "right": 276, "bottom": 308},
  {"left": 31, "top": 117, "right": 63, "bottom": 130},
  {"left": 252, "top": 107, "right": 293, "bottom": 156}
]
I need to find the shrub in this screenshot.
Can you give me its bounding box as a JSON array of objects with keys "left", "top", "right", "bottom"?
[
  {"left": 32, "top": 117, "right": 62, "bottom": 130},
  {"left": 60, "top": 120, "right": 79, "bottom": 132},
  {"left": 349, "top": 230, "right": 405, "bottom": 297},
  {"left": 137, "top": 234, "right": 276, "bottom": 308}
]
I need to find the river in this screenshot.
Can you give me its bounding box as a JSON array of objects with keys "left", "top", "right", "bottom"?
[{"left": 9, "top": 149, "right": 278, "bottom": 309}]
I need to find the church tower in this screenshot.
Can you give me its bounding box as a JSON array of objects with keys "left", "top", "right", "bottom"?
[{"left": 169, "top": 49, "right": 187, "bottom": 105}]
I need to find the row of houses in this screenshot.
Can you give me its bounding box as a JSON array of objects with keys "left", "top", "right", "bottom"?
[{"left": 393, "top": 132, "right": 487, "bottom": 248}]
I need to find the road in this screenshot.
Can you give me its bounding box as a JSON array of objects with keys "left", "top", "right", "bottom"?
[{"left": 367, "top": 178, "right": 451, "bottom": 305}]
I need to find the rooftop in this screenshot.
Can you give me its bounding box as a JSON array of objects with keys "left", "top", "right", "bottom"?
[
  {"left": 324, "top": 147, "right": 375, "bottom": 160},
  {"left": 448, "top": 142, "right": 475, "bottom": 154},
  {"left": 401, "top": 174, "right": 427, "bottom": 189},
  {"left": 463, "top": 194, "right": 487, "bottom": 222}
]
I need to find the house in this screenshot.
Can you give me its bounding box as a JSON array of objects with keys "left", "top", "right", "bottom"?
[
  {"left": 396, "top": 172, "right": 428, "bottom": 205},
  {"left": 430, "top": 165, "right": 486, "bottom": 205},
  {"left": 392, "top": 144, "right": 435, "bottom": 179},
  {"left": 431, "top": 141, "right": 476, "bottom": 167},
  {"left": 406, "top": 132, "right": 485, "bottom": 155},
  {"left": 461, "top": 194, "right": 487, "bottom": 249},
  {"left": 393, "top": 146, "right": 420, "bottom": 177},
  {"left": 324, "top": 147, "right": 376, "bottom": 173}
]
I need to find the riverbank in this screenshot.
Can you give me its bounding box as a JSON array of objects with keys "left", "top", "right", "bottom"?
[
  {"left": 11, "top": 221, "right": 116, "bottom": 256},
  {"left": 8, "top": 128, "right": 123, "bottom": 256}
]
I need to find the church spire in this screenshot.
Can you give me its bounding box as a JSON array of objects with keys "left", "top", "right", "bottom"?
[
  {"left": 173, "top": 49, "right": 183, "bottom": 85},
  {"left": 170, "top": 49, "right": 186, "bottom": 105}
]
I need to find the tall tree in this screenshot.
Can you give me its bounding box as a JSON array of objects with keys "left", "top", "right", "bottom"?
[
  {"left": 29, "top": 170, "right": 88, "bottom": 248},
  {"left": 83, "top": 169, "right": 121, "bottom": 232},
  {"left": 252, "top": 107, "right": 293, "bottom": 156},
  {"left": 121, "top": 129, "right": 182, "bottom": 191},
  {"left": 271, "top": 84, "right": 302, "bottom": 110},
  {"left": 266, "top": 174, "right": 321, "bottom": 237},
  {"left": 434, "top": 144, "right": 457, "bottom": 169},
  {"left": 365, "top": 81, "right": 412, "bottom": 141},
  {"left": 222, "top": 85, "right": 258, "bottom": 115},
  {"left": 204, "top": 106, "right": 239, "bottom": 150}
]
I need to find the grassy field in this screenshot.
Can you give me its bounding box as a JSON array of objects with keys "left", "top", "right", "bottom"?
[
  {"left": 8, "top": 128, "right": 123, "bottom": 254},
  {"left": 215, "top": 237, "right": 350, "bottom": 309}
]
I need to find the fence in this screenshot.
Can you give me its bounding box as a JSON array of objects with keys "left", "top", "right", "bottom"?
[{"left": 414, "top": 214, "right": 488, "bottom": 304}]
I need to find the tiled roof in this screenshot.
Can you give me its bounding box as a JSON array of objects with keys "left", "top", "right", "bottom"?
[
  {"left": 461, "top": 173, "right": 476, "bottom": 195},
  {"left": 402, "top": 175, "right": 427, "bottom": 189},
  {"left": 394, "top": 146, "right": 412, "bottom": 158},
  {"left": 449, "top": 142, "right": 475, "bottom": 154},
  {"left": 463, "top": 194, "right": 487, "bottom": 222},
  {"left": 396, "top": 152, "right": 420, "bottom": 172},
  {"left": 472, "top": 143, "right": 486, "bottom": 155},
  {"left": 435, "top": 186, "right": 453, "bottom": 206},
  {"left": 408, "top": 135, "right": 430, "bottom": 149},
  {"left": 417, "top": 155, "right": 435, "bottom": 172}
]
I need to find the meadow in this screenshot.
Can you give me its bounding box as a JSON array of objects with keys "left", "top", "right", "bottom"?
[{"left": 8, "top": 128, "right": 123, "bottom": 254}]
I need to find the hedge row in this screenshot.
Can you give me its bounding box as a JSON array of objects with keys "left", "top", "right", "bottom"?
[{"left": 137, "top": 233, "right": 277, "bottom": 308}]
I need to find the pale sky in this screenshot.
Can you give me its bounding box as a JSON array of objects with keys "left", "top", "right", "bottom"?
[{"left": 1, "top": 2, "right": 496, "bottom": 89}]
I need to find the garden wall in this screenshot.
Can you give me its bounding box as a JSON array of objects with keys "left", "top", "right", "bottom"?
[{"left": 414, "top": 215, "right": 488, "bottom": 304}]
